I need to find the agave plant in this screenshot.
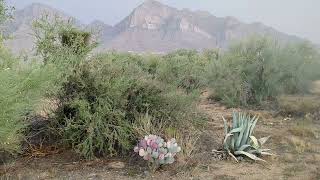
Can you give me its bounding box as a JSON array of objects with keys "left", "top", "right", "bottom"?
[{"left": 223, "top": 112, "right": 273, "bottom": 162}]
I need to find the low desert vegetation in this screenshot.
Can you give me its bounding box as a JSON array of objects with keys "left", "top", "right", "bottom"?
[
  {"left": 51, "top": 55, "right": 202, "bottom": 159},
  {"left": 277, "top": 95, "right": 320, "bottom": 116},
  {"left": 206, "top": 37, "right": 320, "bottom": 107},
  {"left": 1, "top": 4, "right": 320, "bottom": 175}
]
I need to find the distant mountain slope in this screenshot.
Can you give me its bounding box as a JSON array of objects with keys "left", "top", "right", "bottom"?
[
  {"left": 4, "top": 3, "right": 77, "bottom": 54},
  {"left": 4, "top": 0, "right": 302, "bottom": 54},
  {"left": 101, "top": 0, "right": 301, "bottom": 53}
]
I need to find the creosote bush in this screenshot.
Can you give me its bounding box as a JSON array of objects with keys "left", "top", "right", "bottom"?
[
  {"left": 0, "top": 56, "right": 62, "bottom": 155},
  {"left": 206, "top": 36, "right": 320, "bottom": 107},
  {"left": 52, "top": 55, "right": 202, "bottom": 159},
  {"left": 33, "top": 14, "right": 96, "bottom": 64},
  {"left": 156, "top": 49, "right": 210, "bottom": 93}
]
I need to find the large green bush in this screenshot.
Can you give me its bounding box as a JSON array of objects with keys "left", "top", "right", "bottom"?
[
  {"left": 0, "top": 54, "right": 61, "bottom": 155},
  {"left": 155, "top": 49, "right": 209, "bottom": 93},
  {"left": 52, "top": 54, "right": 202, "bottom": 159},
  {"left": 206, "top": 36, "right": 320, "bottom": 107}
]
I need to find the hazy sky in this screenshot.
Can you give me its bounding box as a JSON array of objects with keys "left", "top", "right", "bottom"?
[{"left": 6, "top": 0, "right": 320, "bottom": 44}]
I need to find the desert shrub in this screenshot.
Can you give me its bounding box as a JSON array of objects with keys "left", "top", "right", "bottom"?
[
  {"left": 33, "top": 15, "right": 96, "bottom": 64},
  {"left": 0, "top": 12, "right": 72, "bottom": 155},
  {"left": 52, "top": 55, "right": 202, "bottom": 159},
  {"left": 156, "top": 49, "right": 209, "bottom": 93},
  {"left": 203, "top": 48, "right": 220, "bottom": 61},
  {"left": 0, "top": 0, "right": 13, "bottom": 23},
  {"left": 276, "top": 42, "right": 320, "bottom": 93},
  {"left": 0, "top": 55, "right": 62, "bottom": 155},
  {"left": 207, "top": 36, "right": 320, "bottom": 107},
  {"left": 0, "top": 46, "right": 15, "bottom": 69},
  {"left": 93, "top": 50, "right": 213, "bottom": 94}
]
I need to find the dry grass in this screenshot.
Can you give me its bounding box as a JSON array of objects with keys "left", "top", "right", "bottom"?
[
  {"left": 277, "top": 95, "right": 320, "bottom": 115},
  {"left": 288, "top": 123, "right": 317, "bottom": 138},
  {"left": 283, "top": 164, "right": 306, "bottom": 178},
  {"left": 288, "top": 136, "right": 311, "bottom": 154},
  {"left": 289, "top": 127, "right": 316, "bottom": 138}
]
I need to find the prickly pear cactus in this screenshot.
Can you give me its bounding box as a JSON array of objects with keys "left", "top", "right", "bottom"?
[{"left": 134, "top": 135, "right": 181, "bottom": 171}]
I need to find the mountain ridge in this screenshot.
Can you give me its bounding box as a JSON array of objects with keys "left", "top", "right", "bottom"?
[{"left": 4, "top": 1, "right": 304, "bottom": 54}]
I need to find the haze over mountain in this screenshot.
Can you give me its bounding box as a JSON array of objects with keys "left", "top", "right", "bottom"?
[
  {"left": 4, "top": 0, "right": 303, "bottom": 54},
  {"left": 4, "top": 3, "right": 74, "bottom": 54}
]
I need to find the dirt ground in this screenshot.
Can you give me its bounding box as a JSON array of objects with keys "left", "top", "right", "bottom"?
[{"left": 1, "top": 91, "right": 320, "bottom": 180}]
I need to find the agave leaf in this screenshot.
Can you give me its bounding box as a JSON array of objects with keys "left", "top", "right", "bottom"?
[
  {"left": 249, "top": 117, "right": 258, "bottom": 136},
  {"left": 223, "top": 133, "right": 233, "bottom": 150},
  {"left": 259, "top": 136, "right": 270, "bottom": 146},
  {"left": 241, "top": 118, "right": 252, "bottom": 146},
  {"left": 240, "top": 112, "right": 244, "bottom": 127},
  {"left": 260, "top": 152, "right": 274, "bottom": 156},
  {"left": 232, "top": 112, "right": 237, "bottom": 129},
  {"left": 238, "top": 113, "right": 242, "bottom": 127},
  {"left": 229, "top": 127, "right": 242, "bottom": 134},
  {"left": 230, "top": 135, "right": 235, "bottom": 151},
  {"left": 227, "top": 150, "right": 239, "bottom": 162},
  {"left": 236, "top": 124, "right": 245, "bottom": 149},
  {"left": 238, "top": 144, "right": 251, "bottom": 151},
  {"left": 222, "top": 116, "right": 228, "bottom": 136},
  {"left": 233, "top": 112, "right": 241, "bottom": 144},
  {"left": 224, "top": 133, "right": 233, "bottom": 141},
  {"left": 248, "top": 149, "right": 259, "bottom": 154},
  {"left": 260, "top": 149, "right": 272, "bottom": 151},
  {"left": 250, "top": 136, "right": 260, "bottom": 149},
  {"left": 234, "top": 151, "right": 266, "bottom": 162}
]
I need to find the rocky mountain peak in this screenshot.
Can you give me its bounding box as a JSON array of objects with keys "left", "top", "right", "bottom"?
[
  {"left": 126, "top": 0, "right": 175, "bottom": 30},
  {"left": 5, "top": 1, "right": 302, "bottom": 54},
  {"left": 139, "top": 0, "right": 165, "bottom": 8}
]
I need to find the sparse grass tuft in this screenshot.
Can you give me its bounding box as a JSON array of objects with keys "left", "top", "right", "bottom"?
[
  {"left": 288, "top": 120, "right": 317, "bottom": 138},
  {"left": 288, "top": 136, "right": 310, "bottom": 154}
]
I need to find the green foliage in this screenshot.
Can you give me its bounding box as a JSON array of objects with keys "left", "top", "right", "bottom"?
[
  {"left": 0, "top": 54, "right": 62, "bottom": 155},
  {"left": 0, "top": 0, "right": 13, "bottom": 26},
  {"left": 223, "top": 112, "right": 272, "bottom": 162},
  {"left": 207, "top": 36, "right": 320, "bottom": 107},
  {"left": 155, "top": 49, "right": 209, "bottom": 93},
  {"left": 53, "top": 55, "right": 202, "bottom": 159},
  {"left": 33, "top": 15, "right": 95, "bottom": 64},
  {"left": 59, "top": 29, "right": 92, "bottom": 54},
  {"left": 0, "top": 14, "right": 96, "bottom": 157},
  {"left": 0, "top": 45, "right": 15, "bottom": 69},
  {"left": 0, "top": 0, "right": 13, "bottom": 48}
]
